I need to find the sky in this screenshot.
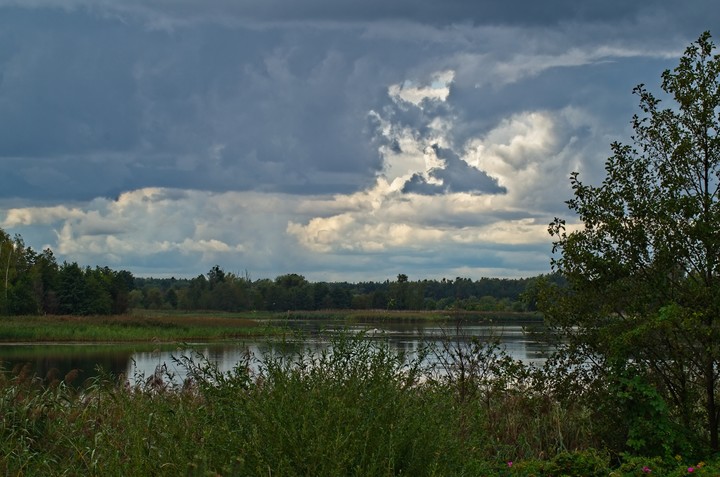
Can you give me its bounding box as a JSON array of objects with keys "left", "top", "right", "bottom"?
[{"left": 0, "top": 1, "right": 715, "bottom": 282}]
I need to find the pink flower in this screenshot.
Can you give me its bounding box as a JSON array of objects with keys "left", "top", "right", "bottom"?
[
  {"left": 507, "top": 461, "right": 513, "bottom": 467},
  {"left": 642, "top": 466, "right": 652, "bottom": 473},
  {"left": 688, "top": 467, "right": 695, "bottom": 473}
]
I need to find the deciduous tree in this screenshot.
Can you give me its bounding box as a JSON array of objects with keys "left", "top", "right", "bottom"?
[{"left": 546, "top": 32, "right": 720, "bottom": 452}]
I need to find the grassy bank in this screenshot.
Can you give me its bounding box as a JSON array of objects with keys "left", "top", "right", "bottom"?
[
  {"left": 283, "top": 309, "right": 542, "bottom": 322},
  {"left": 0, "top": 334, "right": 716, "bottom": 476},
  {"left": 0, "top": 309, "right": 541, "bottom": 343},
  {"left": 0, "top": 312, "right": 276, "bottom": 342}
]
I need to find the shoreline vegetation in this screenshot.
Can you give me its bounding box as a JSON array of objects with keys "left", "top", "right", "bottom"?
[
  {"left": 0, "top": 309, "right": 542, "bottom": 343},
  {"left": 1, "top": 332, "right": 716, "bottom": 476}
]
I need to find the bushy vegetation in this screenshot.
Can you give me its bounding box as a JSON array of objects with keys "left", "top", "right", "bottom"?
[
  {"left": 546, "top": 31, "right": 720, "bottom": 452},
  {"left": 0, "top": 334, "right": 716, "bottom": 476}
]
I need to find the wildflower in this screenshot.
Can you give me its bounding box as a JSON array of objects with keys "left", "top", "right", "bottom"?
[
  {"left": 687, "top": 467, "right": 694, "bottom": 473},
  {"left": 507, "top": 461, "right": 513, "bottom": 468},
  {"left": 642, "top": 466, "right": 652, "bottom": 473}
]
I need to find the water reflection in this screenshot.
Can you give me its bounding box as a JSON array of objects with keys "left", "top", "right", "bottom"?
[
  {"left": 0, "top": 320, "right": 553, "bottom": 384},
  {"left": 0, "top": 343, "right": 141, "bottom": 385}
]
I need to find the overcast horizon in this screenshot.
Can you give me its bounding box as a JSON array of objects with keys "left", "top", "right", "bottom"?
[{"left": 0, "top": 1, "right": 715, "bottom": 282}]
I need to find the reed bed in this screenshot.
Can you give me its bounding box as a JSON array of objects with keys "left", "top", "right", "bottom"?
[
  {"left": 0, "top": 334, "right": 716, "bottom": 476},
  {"left": 0, "top": 309, "right": 541, "bottom": 343},
  {"left": 283, "top": 309, "right": 542, "bottom": 323},
  {"left": 0, "top": 313, "right": 275, "bottom": 342}
]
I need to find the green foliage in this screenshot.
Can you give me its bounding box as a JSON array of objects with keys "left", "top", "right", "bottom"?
[
  {"left": 0, "top": 230, "right": 134, "bottom": 317},
  {"left": 136, "top": 267, "right": 540, "bottom": 313},
  {"left": 545, "top": 31, "right": 720, "bottom": 453},
  {"left": 2, "top": 332, "right": 720, "bottom": 476},
  {"left": 0, "top": 334, "right": 587, "bottom": 475},
  {"left": 592, "top": 363, "right": 691, "bottom": 457},
  {"left": 507, "top": 450, "right": 610, "bottom": 477}
]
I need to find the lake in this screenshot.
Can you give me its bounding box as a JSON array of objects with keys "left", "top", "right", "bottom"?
[{"left": 0, "top": 318, "right": 553, "bottom": 385}]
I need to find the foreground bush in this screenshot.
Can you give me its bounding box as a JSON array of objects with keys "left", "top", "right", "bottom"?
[{"left": 0, "top": 335, "right": 718, "bottom": 476}]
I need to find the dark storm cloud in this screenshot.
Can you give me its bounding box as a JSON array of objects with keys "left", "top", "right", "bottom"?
[
  {"left": 0, "top": 7, "right": 395, "bottom": 199},
  {"left": 56, "top": 0, "right": 716, "bottom": 29},
  {"left": 0, "top": 9, "right": 141, "bottom": 158},
  {"left": 0, "top": 1, "right": 714, "bottom": 202},
  {"left": 402, "top": 145, "right": 505, "bottom": 195}
]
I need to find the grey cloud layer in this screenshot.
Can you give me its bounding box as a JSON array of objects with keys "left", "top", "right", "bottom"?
[
  {"left": 0, "top": 1, "right": 716, "bottom": 280},
  {"left": 2, "top": 0, "right": 711, "bottom": 28},
  {"left": 0, "top": 3, "right": 705, "bottom": 202},
  {"left": 402, "top": 145, "right": 506, "bottom": 195}
]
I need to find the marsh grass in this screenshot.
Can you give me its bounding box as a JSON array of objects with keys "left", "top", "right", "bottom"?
[
  {"left": 0, "top": 309, "right": 540, "bottom": 343},
  {"left": 284, "top": 309, "right": 541, "bottom": 323},
  {"left": 0, "top": 333, "right": 717, "bottom": 476},
  {"left": 0, "top": 313, "right": 275, "bottom": 342}
]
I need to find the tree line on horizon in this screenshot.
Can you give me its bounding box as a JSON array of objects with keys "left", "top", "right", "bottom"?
[
  {"left": 133, "top": 267, "right": 550, "bottom": 313},
  {"left": 0, "top": 229, "right": 548, "bottom": 316}
]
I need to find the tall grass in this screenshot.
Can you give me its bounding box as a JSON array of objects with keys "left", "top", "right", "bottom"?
[
  {"left": 0, "top": 310, "right": 541, "bottom": 343},
  {"left": 0, "top": 334, "right": 716, "bottom": 476},
  {"left": 284, "top": 309, "right": 541, "bottom": 323},
  {"left": 0, "top": 313, "right": 274, "bottom": 342}
]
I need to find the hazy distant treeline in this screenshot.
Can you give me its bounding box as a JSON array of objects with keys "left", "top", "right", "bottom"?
[
  {"left": 133, "top": 266, "right": 554, "bottom": 313},
  {"left": 0, "top": 228, "right": 553, "bottom": 315}
]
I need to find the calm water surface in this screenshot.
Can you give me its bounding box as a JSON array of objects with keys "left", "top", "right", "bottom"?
[{"left": 0, "top": 319, "right": 553, "bottom": 385}]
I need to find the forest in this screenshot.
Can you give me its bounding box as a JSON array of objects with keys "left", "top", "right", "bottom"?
[
  {"left": 0, "top": 229, "right": 547, "bottom": 316},
  {"left": 132, "top": 268, "right": 546, "bottom": 313}
]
